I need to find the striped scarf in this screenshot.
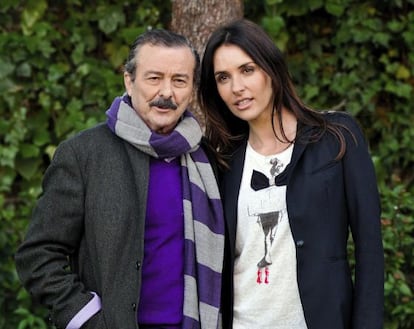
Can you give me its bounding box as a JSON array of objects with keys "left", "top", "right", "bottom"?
[{"left": 106, "top": 94, "right": 224, "bottom": 329}]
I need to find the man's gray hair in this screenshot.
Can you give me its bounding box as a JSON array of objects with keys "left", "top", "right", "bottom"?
[{"left": 124, "top": 29, "right": 200, "bottom": 86}]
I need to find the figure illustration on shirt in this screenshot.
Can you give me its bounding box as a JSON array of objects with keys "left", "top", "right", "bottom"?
[
  {"left": 248, "top": 156, "right": 284, "bottom": 284},
  {"left": 256, "top": 210, "right": 280, "bottom": 284}
]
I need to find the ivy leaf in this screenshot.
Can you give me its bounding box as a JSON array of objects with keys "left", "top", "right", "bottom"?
[
  {"left": 33, "top": 128, "right": 50, "bottom": 147},
  {"left": 373, "top": 32, "right": 390, "bottom": 47},
  {"left": 396, "top": 65, "right": 411, "bottom": 80},
  {"left": 325, "top": 1, "right": 345, "bottom": 16},
  {"left": 398, "top": 282, "right": 412, "bottom": 296},
  {"left": 303, "top": 85, "right": 319, "bottom": 100},
  {"left": 48, "top": 63, "right": 70, "bottom": 82},
  {"left": 266, "top": 0, "right": 283, "bottom": 5},
  {"left": 120, "top": 27, "right": 147, "bottom": 44},
  {"left": 15, "top": 157, "right": 41, "bottom": 180},
  {"left": 385, "top": 81, "right": 412, "bottom": 99},
  {"left": 105, "top": 42, "right": 129, "bottom": 68},
  {"left": 0, "top": 145, "right": 18, "bottom": 167},
  {"left": 20, "top": 0, "right": 48, "bottom": 35},
  {"left": 19, "top": 144, "right": 39, "bottom": 158},
  {"left": 0, "top": 59, "right": 15, "bottom": 79},
  {"left": 16, "top": 62, "right": 31, "bottom": 78},
  {"left": 308, "top": 0, "right": 324, "bottom": 10},
  {"left": 98, "top": 7, "right": 125, "bottom": 35},
  {"left": 387, "top": 19, "right": 405, "bottom": 33}
]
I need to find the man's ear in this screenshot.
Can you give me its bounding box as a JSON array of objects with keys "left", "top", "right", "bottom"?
[{"left": 124, "top": 72, "right": 133, "bottom": 96}]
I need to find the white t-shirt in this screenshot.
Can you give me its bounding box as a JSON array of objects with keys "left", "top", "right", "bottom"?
[{"left": 233, "top": 142, "right": 308, "bottom": 329}]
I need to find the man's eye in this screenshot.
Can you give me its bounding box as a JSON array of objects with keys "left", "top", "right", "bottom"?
[{"left": 174, "top": 79, "right": 187, "bottom": 87}]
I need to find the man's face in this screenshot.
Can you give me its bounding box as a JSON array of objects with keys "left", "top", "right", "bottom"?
[{"left": 124, "top": 44, "right": 195, "bottom": 134}]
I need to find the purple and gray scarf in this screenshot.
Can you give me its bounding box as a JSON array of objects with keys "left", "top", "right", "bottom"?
[{"left": 106, "top": 94, "right": 224, "bottom": 329}]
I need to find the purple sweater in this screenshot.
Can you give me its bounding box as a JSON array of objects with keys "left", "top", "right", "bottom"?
[{"left": 137, "top": 157, "right": 184, "bottom": 327}]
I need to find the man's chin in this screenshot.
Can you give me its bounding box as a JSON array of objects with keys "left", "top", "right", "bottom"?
[{"left": 150, "top": 119, "right": 178, "bottom": 135}]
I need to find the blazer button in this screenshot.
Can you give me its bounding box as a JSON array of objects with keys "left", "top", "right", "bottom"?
[
  {"left": 132, "top": 303, "right": 137, "bottom": 311},
  {"left": 296, "top": 240, "right": 305, "bottom": 247},
  {"left": 135, "top": 261, "right": 141, "bottom": 270}
]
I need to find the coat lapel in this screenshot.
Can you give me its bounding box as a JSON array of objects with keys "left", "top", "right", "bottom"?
[
  {"left": 123, "top": 141, "right": 150, "bottom": 234},
  {"left": 221, "top": 141, "right": 247, "bottom": 256}
]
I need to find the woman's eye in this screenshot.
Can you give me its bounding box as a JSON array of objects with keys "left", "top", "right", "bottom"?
[
  {"left": 243, "top": 66, "right": 254, "bottom": 74},
  {"left": 216, "top": 74, "right": 228, "bottom": 83}
]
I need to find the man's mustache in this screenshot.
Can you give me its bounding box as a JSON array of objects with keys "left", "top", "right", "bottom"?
[{"left": 149, "top": 98, "right": 178, "bottom": 110}]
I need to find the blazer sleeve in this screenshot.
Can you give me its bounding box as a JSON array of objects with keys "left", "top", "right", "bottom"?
[
  {"left": 14, "top": 139, "right": 97, "bottom": 329},
  {"left": 340, "top": 114, "right": 384, "bottom": 328}
]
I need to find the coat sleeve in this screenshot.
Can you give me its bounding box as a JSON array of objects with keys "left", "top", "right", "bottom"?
[
  {"left": 14, "top": 139, "right": 98, "bottom": 329},
  {"left": 340, "top": 114, "right": 384, "bottom": 328}
]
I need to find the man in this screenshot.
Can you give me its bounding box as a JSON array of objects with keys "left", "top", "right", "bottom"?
[{"left": 15, "top": 29, "right": 224, "bottom": 329}]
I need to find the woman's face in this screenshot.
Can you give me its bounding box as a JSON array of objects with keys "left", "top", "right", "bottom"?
[{"left": 213, "top": 44, "right": 274, "bottom": 125}]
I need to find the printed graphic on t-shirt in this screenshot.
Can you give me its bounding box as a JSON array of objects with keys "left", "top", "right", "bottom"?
[
  {"left": 233, "top": 144, "right": 307, "bottom": 328},
  {"left": 247, "top": 157, "right": 285, "bottom": 285}
]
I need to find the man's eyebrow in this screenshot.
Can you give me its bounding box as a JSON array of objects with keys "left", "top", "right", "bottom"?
[
  {"left": 143, "top": 70, "right": 163, "bottom": 76},
  {"left": 143, "top": 71, "right": 190, "bottom": 79},
  {"left": 172, "top": 73, "right": 190, "bottom": 79}
]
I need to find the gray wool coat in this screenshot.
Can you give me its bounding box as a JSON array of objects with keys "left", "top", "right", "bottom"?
[{"left": 15, "top": 123, "right": 151, "bottom": 329}]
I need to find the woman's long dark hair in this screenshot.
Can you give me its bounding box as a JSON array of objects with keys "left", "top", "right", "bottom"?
[{"left": 198, "top": 19, "right": 347, "bottom": 167}]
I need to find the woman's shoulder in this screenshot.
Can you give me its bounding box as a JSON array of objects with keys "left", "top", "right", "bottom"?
[
  {"left": 321, "top": 110, "right": 363, "bottom": 134},
  {"left": 321, "top": 110, "right": 370, "bottom": 152},
  {"left": 322, "top": 110, "right": 356, "bottom": 123}
]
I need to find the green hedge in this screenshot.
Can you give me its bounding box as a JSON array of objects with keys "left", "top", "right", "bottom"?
[{"left": 1, "top": 1, "right": 413, "bottom": 328}]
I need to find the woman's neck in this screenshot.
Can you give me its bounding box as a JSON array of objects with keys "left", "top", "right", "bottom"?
[{"left": 248, "top": 108, "right": 297, "bottom": 156}]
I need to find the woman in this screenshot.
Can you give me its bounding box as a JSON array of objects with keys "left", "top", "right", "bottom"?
[{"left": 199, "top": 19, "right": 384, "bottom": 329}]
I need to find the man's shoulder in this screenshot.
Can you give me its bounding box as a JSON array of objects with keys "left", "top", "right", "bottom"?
[
  {"left": 72, "top": 122, "right": 111, "bottom": 139},
  {"left": 65, "top": 123, "right": 114, "bottom": 143},
  {"left": 59, "top": 123, "right": 122, "bottom": 154}
]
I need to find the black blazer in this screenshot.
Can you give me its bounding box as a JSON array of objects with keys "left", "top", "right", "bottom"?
[{"left": 220, "top": 112, "right": 384, "bottom": 329}]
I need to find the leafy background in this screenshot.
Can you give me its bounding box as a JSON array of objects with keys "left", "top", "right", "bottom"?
[{"left": 1, "top": 0, "right": 413, "bottom": 328}]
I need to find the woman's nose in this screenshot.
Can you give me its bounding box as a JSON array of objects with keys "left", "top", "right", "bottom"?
[{"left": 231, "top": 75, "right": 245, "bottom": 94}]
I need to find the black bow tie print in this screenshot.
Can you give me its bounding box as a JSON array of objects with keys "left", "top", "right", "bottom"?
[{"left": 250, "top": 170, "right": 275, "bottom": 191}]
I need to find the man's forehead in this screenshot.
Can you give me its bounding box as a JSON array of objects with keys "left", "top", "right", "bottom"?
[{"left": 136, "top": 44, "right": 195, "bottom": 73}]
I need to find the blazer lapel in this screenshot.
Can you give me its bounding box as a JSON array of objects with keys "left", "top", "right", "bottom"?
[
  {"left": 221, "top": 141, "right": 247, "bottom": 256},
  {"left": 275, "top": 124, "right": 313, "bottom": 186}
]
